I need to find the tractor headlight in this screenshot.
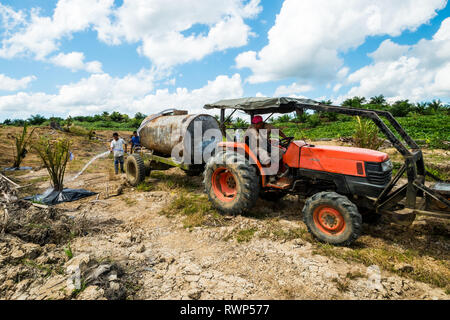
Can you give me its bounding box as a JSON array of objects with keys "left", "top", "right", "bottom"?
[{"left": 381, "top": 159, "right": 393, "bottom": 172}]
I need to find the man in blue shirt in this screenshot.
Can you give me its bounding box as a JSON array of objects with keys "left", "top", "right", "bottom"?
[{"left": 130, "top": 131, "right": 141, "bottom": 153}]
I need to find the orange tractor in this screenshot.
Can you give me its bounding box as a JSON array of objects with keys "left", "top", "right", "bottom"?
[{"left": 203, "top": 97, "right": 450, "bottom": 246}]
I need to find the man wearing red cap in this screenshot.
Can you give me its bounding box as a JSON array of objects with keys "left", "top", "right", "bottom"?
[{"left": 244, "top": 115, "right": 288, "bottom": 166}]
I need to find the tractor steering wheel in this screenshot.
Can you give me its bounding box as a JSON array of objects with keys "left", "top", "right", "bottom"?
[{"left": 279, "top": 136, "right": 294, "bottom": 148}]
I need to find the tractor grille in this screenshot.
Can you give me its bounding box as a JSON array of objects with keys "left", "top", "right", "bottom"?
[{"left": 365, "top": 162, "right": 392, "bottom": 186}]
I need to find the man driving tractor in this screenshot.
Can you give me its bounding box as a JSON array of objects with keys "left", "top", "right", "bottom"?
[{"left": 244, "top": 115, "right": 288, "bottom": 166}]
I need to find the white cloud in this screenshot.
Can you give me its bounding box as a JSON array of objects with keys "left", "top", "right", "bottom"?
[
  {"left": 0, "top": 0, "right": 261, "bottom": 69},
  {"left": 344, "top": 17, "right": 450, "bottom": 101},
  {"left": 0, "top": 72, "right": 243, "bottom": 119},
  {"left": 50, "top": 52, "right": 103, "bottom": 73},
  {"left": 0, "top": 74, "right": 36, "bottom": 91},
  {"left": 134, "top": 74, "right": 243, "bottom": 114},
  {"left": 236, "top": 0, "right": 447, "bottom": 83},
  {"left": 274, "top": 82, "right": 313, "bottom": 96},
  {"left": 136, "top": 16, "right": 252, "bottom": 68},
  {"left": 0, "top": 3, "right": 26, "bottom": 33},
  {"left": 0, "top": 0, "right": 114, "bottom": 60},
  {"left": 333, "top": 84, "right": 343, "bottom": 93},
  {"left": 99, "top": 0, "right": 261, "bottom": 68},
  {"left": 368, "top": 39, "right": 410, "bottom": 62}
]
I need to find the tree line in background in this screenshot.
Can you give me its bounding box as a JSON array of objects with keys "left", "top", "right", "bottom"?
[
  {"left": 226, "top": 95, "right": 450, "bottom": 128},
  {"left": 2, "top": 111, "right": 147, "bottom": 128},
  {"left": 2, "top": 95, "right": 449, "bottom": 130}
]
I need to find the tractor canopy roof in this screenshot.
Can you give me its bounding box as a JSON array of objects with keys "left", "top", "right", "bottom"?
[{"left": 204, "top": 97, "right": 321, "bottom": 115}]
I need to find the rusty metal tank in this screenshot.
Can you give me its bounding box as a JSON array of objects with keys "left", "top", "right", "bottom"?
[{"left": 138, "top": 111, "right": 220, "bottom": 164}]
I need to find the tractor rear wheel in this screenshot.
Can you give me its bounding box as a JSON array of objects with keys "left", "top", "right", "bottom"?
[
  {"left": 125, "top": 154, "right": 146, "bottom": 186},
  {"left": 302, "top": 192, "right": 362, "bottom": 246},
  {"left": 204, "top": 151, "right": 260, "bottom": 215}
]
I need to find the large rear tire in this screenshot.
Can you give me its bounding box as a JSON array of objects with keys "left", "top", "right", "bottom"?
[
  {"left": 204, "top": 151, "right": 260, "bottom": 215},
  {"left": 125, "top": 154, "right": 146, "bottom": 186},
  {"left": 302, "top": 192, "right": 362, "bottom": 246}
]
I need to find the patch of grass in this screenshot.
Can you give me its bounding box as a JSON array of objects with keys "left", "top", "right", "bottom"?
[
  {"left": 71, "top": 279, "right": 87, "bottom": 298},
  {"left": 26, "top": 223, "right": 50, "bottom": 229},
  {"left": 150, "top": 170, "right": 201, "bottom": 192},
  {"left": 162, "top": 192, "right": 224, "bottom": 230},
  {"left": 183, "top": 212, "right": 207, "bottom": 230},
  {"left": 426, "top": 166, "right": 449, "bottom": 181},
  {"left": 136, "top": 182, "right": 154, "bottom": 192},
  {"left": 236, "top": 228, "right": 257, "bottom": 243},
  {"left": 123, "top": 196, "right": 137, "bottom": 206},
  {"left": 64, "top": 243, "right": 73, "bottom": 260},
  {"left": 30, "top": 200, "right": 46, "bottom": 205},
  {"left": 21, "top": 259, "right": 52, "bottom": 277},
  {"left": 313, "top": 243, "right": 450, "bottom": 290},
  {"left": 258, "top": 220, "right": 309, "bottom": 242},
  {"left": 275, "top": 228, "right": 308, "bottom": 241},
  {"left": 30, "top": 176, "right": 49, "bottom": 184}
]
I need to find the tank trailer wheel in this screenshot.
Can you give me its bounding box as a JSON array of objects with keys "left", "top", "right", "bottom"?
[
  {"left": 302, "top": 192, "right": 362, "bottom": 246},
  {"left": 125, "top": 154, "right": 146, "bottom": 186},
  {"left": 204, "top": 151, "right": 260, "bottom": 215}
]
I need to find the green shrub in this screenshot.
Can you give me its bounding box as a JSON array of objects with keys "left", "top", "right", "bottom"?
[
  {"left": 353, "top": 116, "right": 384, "bottom": 150},
  {"left": 27, "top": 114, "right": 46, "bottom": 125},
  {"left": 306, "top": 113, "right": 321, "bottom": 128},
  {"left": 390, "top": 100, "right": 413, "bottom": 117}
]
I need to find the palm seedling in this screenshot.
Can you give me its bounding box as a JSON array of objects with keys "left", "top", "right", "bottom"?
[
  {"left": 10, "top": 122, "right": 35, "bottom": 168},
  {"left": 33, "top": 137, "right": 72, "bottom": 191},
  {"left": 353, "top": 116, "right": 384, "bottom": 150}
]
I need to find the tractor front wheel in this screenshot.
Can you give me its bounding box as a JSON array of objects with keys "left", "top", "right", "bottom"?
[
  {"left": 204, "top": 151, "right": 260, "bottom": 215},
  {"left": 302, "top": 192, "right": 362, "bottom": 246},
  {"left": 125, "top": 154, "right": 146, "bottom": 186}
]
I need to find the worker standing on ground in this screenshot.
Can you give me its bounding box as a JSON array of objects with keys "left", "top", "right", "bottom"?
[
  {"left": 130, "top": 131, "right": 141, "bottom": 153},
  {"left": 110, "top": 132, "right": 127, "bottom": 174}
]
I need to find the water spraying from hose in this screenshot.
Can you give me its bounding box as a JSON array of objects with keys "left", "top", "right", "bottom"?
[{"left": 67, "top": 151, "right": 110, "bottom": 182}]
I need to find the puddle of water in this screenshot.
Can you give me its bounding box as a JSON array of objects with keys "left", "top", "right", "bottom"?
[{"left": 67, "top": 151, "right": 110, "bottom": 182}]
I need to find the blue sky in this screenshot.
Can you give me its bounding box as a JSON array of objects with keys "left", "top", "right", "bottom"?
[{"left": 0, "top": 0, "right": 449, "bottom": 121}]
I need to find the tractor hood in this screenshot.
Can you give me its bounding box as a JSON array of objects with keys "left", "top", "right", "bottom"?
[{"left": 304, "top": 145, "right": 389, "bottom": 163}]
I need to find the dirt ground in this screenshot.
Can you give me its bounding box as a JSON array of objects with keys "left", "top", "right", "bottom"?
[{"left": 0, "top": 125, "right": 449, "bottom": 300}]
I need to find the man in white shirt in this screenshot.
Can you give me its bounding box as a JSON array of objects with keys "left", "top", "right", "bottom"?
[{"left": 110, "top": 132, "right": 128, "bottom": 174}]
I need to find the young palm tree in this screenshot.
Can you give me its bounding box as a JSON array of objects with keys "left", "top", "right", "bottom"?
[
  {"left": 11, "top": 122, "right": 35, "bottom": 168},
  {"left": 414, "top": 102, "right": 428, "bottom": 115},
  {"left": 428, "top": 99, "right": 443, "bottom": 113},
  {"left": 369, "top": 95, "right": 387, "bottom": 106},
  {"left": 33, "top": 137, "right": 71, "bottom": 191}
]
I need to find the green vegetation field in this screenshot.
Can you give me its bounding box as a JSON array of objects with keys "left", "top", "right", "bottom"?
[
  {"left": 2, "top": 96, "right": 449, "bottom": 149},
  {"left": 278, "top": 114, "right": 450, "bottom": 149}
]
